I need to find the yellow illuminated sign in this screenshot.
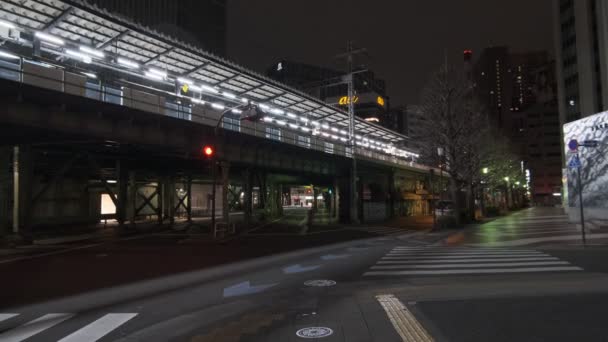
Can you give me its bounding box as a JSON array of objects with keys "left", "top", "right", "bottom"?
[
  {"left": 339, "top": 96, "right": 359, "bottom": 105},
  {"left": 377, "top": 96, "right": 385, "bottom": 107},
  {"left": 181, "top": 83, "right": 189, "bottom": 93}
]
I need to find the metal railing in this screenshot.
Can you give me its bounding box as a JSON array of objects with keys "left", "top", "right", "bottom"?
[{"left": 0, "top": 55, "right": 432, "bottom": 171}]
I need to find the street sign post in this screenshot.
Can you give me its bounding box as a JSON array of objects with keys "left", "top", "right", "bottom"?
[{"left": 567, "top": 137, "right": 600, "bottom": 245}]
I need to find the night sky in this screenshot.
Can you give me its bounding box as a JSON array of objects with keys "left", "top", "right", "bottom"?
[{"left": 227, "top": 0, "right": 554, "bottom": 106}]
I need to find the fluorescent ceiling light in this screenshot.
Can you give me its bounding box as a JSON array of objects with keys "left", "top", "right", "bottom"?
[
  {"left": 340, "top": 130, "right": 348, "bottom": 135},
  {"left": 263, "top": 117, "right": 273, "bottom": 122},
  {"left": 117, "top": 57, "right": 139, "bottom": 69},
  {"left": 241, "top": 98, "right": 249, "bottom": 103},
  {"left": 330, "top": 127, "right": 339, "bottom": 132},
  {"left": 81, "top": 72, "right": 96, "bottom": 79},
  {"left": 144, "top": 71, "right": 164, "bottom": 81},
  {"left": 300, "top": 117, "right": 309, "bottom": 123},
  {"left": 276, "top": 120, "right": 286, "bottom": 126},
  {"left": 222, "top": 92, "right": 236, "bottom": 99},
  {"left": 65, "top": 49, "right": 92, "bottom": 63},
  {"left": 288, "top": 123, "right": 298, "bottom": 129},
  {"left": 177, "top": 77, "right": 193, "bottom": 84},
  {"left": 191, "top": 98, "right": 205, "bottom": 105},
  {"left": 35, "top": 32, "right": 64, "bottom": 45},
  {"left": 286, "top": 113, "right": 297, "bottom": 119},
  {"left": 148, "top": 68, "right": 167, "bottom": 78},
  {"left": 301, "top": 127, "right": 310, "bottom": 132},
  {"left": 211, "top": 103, "right": 225, "bottom": 110},
  {"left": 271, "top": 108, "right": 284, "bottom": 115},
  {"left": 311, "top": 121, "right": 320, "bottom": 126},
  {"left": 0, "top": 20, "right": 15, "bottom": 29},
  {"left": 106, "top": 180, "right": 117, "bottom": 184},
  {"left": 330, "top": 135, "right": 339, "bottom": 140},
  {"left": 259, "top": 104, "right": 270, "bottom": 110},
  {"left": 321, "top": 132, "right": 330, "bottom": 137},
  {"left": 0, "top": 50, "right": 19, "bottom": 59},
  {"left": 231, "top": 109, "right": 242, "bottom": 114},
  {"left": 321, "top": 124, "right": 329, "bottom": 130},
  {"left": 201, "top": 85, "right": 219, "bottom": 93},
  {"left": 79, "top": 46, "right": 105, "bottom": 58}
]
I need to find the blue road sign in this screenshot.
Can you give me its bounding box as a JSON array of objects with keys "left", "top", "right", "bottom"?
[
  {"left": 568, "top": 139, "right": 579, "bottom": 151},
  {"left": 583, "top": 140, "right": 599, "bottom": 148},
  {"left": 568, "top": 155, "right": 581, "bottom": 169}
]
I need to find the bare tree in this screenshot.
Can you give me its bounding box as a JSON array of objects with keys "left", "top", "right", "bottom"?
[{"left": 414, "top": 65, "right": 490, "bottom": 223}]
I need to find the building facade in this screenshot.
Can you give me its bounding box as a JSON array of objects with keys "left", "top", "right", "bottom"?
[
  {"left": 553, "top": 0, "right": 608, "bottom": 124},
  {"left": 473, "top": 47, "right": 562, "bottom": 204},
  {"left": 266, "top": 60, "right": 393, "bottom": 129},
  {"left": 85, "top": 0, "right": 227, "bottom": 56}
]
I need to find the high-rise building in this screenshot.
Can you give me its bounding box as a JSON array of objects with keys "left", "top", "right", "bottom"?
[
  {"left": 266, "top": 60, "right": 392, "bottom": 129},
  {"left": 84, "top": 0, "right": 227, "bottom": 56},
  {"left": 473, "top": 47, "right": 562, "bottom": 203},
  {"left": 553, "top": 0, "right": 608, "bottom": 124}
]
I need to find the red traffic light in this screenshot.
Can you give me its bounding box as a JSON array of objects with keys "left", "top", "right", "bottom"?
[{"left": 203, "top": 145, "right": 214, "bottom": 157}]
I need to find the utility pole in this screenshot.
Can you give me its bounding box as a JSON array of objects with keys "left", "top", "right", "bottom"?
[
  {"left": 334, "top": 41, "right": 367, "bottom": 224},
  {"left": 346, "top": 41, "right": 359, "bottom": 224}
]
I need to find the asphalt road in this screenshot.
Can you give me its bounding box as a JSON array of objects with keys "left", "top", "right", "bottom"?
[{"left": 2, "top": 207, "right": 608, "bottom": 341}]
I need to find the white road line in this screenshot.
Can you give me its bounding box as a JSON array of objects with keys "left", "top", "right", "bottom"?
[
  {"left": 58, "top": 313, "right": 137, "bottom": 342},
  {"left": 364, "top": 266, "right": 582, "bottom": 276},
  {"left": 382, "top": 254, "right": 549, "bottom": 260},
  {"left": 0, "top": 313, "right": 74, "bottom": 342},
  {"left": 378, "top": 257, "right": 559, "bottom": 264},
  {"left": 387, "top": 251, "right": 545, "bottom": 256},
  {"left": 468, "top": 233, "right": 608, "bottom": 247},
  {"left": 376, "top": 294, "right": 434, "bottom": 342},
  {"left": 392, "top": 247, "right": 537, "bottom": 251},
  {"left": 371, "top": 261, "right": 571, "bottom": 269},
  {"left": 0, "top": 314, "right": 18, "bottom": 323}
]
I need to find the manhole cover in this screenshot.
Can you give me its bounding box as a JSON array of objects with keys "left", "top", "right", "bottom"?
[
  {"left": 296, "top": 327, "right": 333, "bottom": 338},
  {"left": 304, "top": 280, "right": 336, "bottom": 287}
]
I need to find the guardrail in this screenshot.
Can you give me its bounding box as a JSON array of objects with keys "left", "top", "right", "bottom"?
[{"left": 0, "top": 55, "right": 433, "bottom": 172}]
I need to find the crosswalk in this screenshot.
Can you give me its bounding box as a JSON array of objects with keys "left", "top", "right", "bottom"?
[
  {"left": 0, "top": 312, "right": 137, "bottom": 342},
  {"left": 363, "top": 246, "right": 583, "bottom": 277}
]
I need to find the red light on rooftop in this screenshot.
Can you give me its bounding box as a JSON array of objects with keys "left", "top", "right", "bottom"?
[
  {"left": 203, "top": 146, "right": 214, "bottom": 157},
  {"left": 464, "top": 49, "right": 473, "bottom": 55}
]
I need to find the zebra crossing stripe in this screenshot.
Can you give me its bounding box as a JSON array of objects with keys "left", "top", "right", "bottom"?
[
  {"left": 371, "top": 261, "right": 571, "bottom": 269},
  {"left": 364, "top": 266, "right": 582, "bottom": 276},
  {"left": 58, "top": 313, "right": 137, "bottom": 342},
  {"left": 378, "top": 257, "right": 559, "bottom": 264},
  {"left": 0, "top": 314, "right": 18, "bottom": 323},
  {"left": 388, "top": 252, "right": 544, "bottom": 256},
  {"left": 382, "top": 254, "right": 551, "bottom": 260},
  {"left": 0, "top": 313, "right": 74, "bottom": 342}
]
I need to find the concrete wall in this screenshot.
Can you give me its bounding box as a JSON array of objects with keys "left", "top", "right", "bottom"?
[{"left": 563, "top": 111, "right": 608, "bottom": 224}]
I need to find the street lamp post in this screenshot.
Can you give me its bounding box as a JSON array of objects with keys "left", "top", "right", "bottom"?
[
  {"left": 211, "top": 103, "right": 262, "bottom": 231},
  {"left": 480, "top": 167, "right": 489, "bottom": 218}
]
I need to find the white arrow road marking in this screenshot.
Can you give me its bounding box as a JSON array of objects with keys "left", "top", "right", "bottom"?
[
  {"left": 0, "top": 313, "right": 18, "bottom": 323},
  {"left": 223, "top": 281, "right": 277, "bottom": 298},
  {"left": 282, "top": 264, "right": 321, "bottom": 274},
  {"left": 0, "top": 313, "right": 74, "bottom": 342},
  {"left": 320, "top": 254, "right": 351, "bottom": 260},
  {"left": 58, "top": 313, "right": 137, "bottom": 342}
]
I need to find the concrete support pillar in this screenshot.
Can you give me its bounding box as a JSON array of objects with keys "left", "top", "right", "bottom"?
[
  {"left": 167, "top": 177, "right": 175, "bottom": 225},
  {"left": 15, "top": 146, "right": 33, "bottom": 239},
  {"left": 220, "top": 162, "right": 230, "bottom": 223},
  {"left": 0, "top": 147, "right": 10, "bottom": 236},
  {"left": 116, "top": 160, "right": 128, "bottom": 231},
  {"left": 157, "top": 178, "right": 164, "bottom": 225},
  {"left": 243, "top": 168, "right": 253, "bottom": 225},
  {"left": 312, "top": 186, "right": 318, "bottom": 212},
  {"left": 388, "top": 171, "right": 396, "bottom": 219},
  {"left": 332, "top": 179, "right": 340, "bottom": 220},
  {"left": 129, "top": 170, "right": 136, "bottom": 229},
  {"left": 186, "top": 175, "right": 192, "bottom": 223}
]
